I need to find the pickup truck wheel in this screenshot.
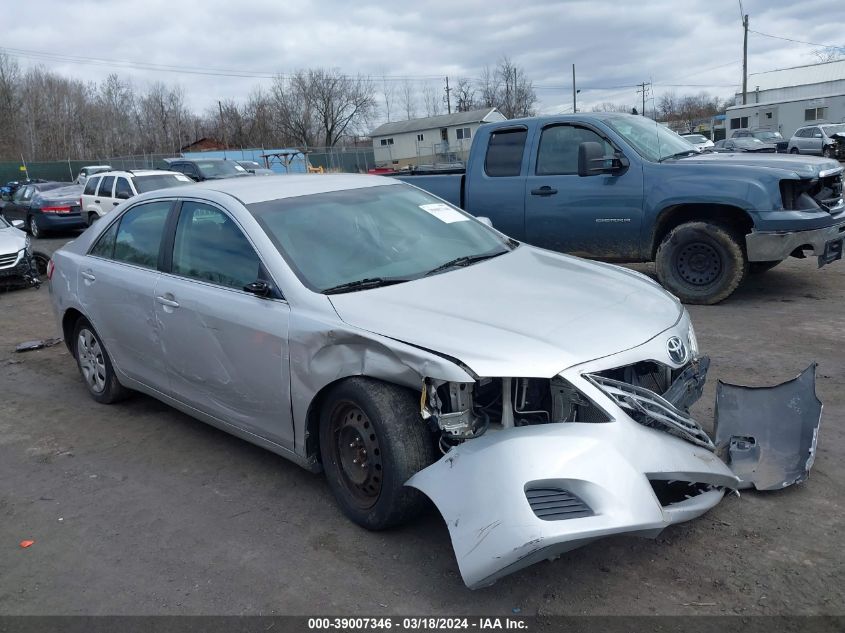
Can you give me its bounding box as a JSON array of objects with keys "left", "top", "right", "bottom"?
[
  {"left": 319, "top": 377, "right": 437, "bottom": 530},
  {"left": 655, "top": 221, "right": 747, "bottom": 305},
  {"left": 749, "top": 260, "right": 781, "bottom": 275}
]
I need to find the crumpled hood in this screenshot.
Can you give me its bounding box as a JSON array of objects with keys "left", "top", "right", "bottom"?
[
  {"left": 675, "top": 152, "right": 842, "bottom": 179},
  {"left": 0, "top": 225, "right": 27, "bottom": 255},
  {"left": 328, "top": 246, "right": 682, "bottom": 378}
]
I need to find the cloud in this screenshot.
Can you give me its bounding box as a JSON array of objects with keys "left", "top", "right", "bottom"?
[{"left": 3, "top": 0, "right": 843, "bottom": 118}]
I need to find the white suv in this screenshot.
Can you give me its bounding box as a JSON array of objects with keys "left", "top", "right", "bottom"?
[{"left": 80, "top": 170, "right": 193, "bottom": 225}]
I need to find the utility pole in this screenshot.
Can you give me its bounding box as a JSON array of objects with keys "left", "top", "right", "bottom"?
[
  {"left": 742, "top": 12, "right": 749, "bottom": 104},
  {"left": 636, "top": 81, "right": 651, "bottom": 116},
  {"left": 217, "top": 100, "right": 227, "bottom": 150},
  {"left": 444, "top": 76, "right": 452, "bottom": 114},
  {"left": 572, "top": 64, "right": 577, "bottom": 113}
]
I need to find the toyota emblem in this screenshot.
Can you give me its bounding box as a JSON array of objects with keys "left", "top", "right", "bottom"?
[{"left": 667, "top": 336, "right": 688, "bottom": 364}]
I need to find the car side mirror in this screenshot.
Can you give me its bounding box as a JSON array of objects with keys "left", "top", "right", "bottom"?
[
  {"left": 11, "top": 219, "right": 24, "bottom": 229},
  {"left": 116, "top": 191, "right": 132, "bottom": 200},
  {"left": 578, "top": 141, "right": 628, "bottom": 177},
  {"left": 476, "top": 216, "right": 493, "bottom": 227},
  {"left": 243, "top": 280, "right": 272, "bottom": 297}
]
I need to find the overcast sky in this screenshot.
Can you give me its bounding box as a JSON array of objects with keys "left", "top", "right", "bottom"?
[{"left": 4, "top": 0, "right": 845, "bottom": 125}]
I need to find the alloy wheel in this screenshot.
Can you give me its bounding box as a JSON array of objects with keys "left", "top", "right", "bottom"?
[{"left": 28, "top": 217, "right": 40, "bottom": 238}]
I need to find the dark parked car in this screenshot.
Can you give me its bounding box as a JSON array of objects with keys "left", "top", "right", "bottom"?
[
  {"left": 2, "top": 184, "right": 85, "bottom": 237},
  {"left": 730, "top": 129, "right": 787, "bottom": 152},
  {"left": 164, "top": 158, "right": 251, "bottom": 181},
  {"left": 711, "top": 138, "right": 777, "bottom": 153}
]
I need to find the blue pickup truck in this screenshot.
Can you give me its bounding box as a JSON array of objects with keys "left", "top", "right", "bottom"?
[{"left": 397, "top": 113, "right": 845, "bottom": 304}]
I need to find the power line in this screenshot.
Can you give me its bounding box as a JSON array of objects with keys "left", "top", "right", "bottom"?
[{"left": 748, "top": 29, "right": 845, "bottom": 50}]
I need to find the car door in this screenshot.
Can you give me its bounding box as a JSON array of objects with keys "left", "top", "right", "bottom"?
[
  {"left": 77, "top": 200, "right": 174, "bottom": 391},
  {"left": 524, "top": 123, "right": 644, "bottom": 259},
  {"left": 808, "top": 127, "right": 824, "bottom": 155},
  {"left": 154, "top": 199, "right": 293, "bottom": 448},
  {"left": 113, "top": 177, "right": 133, "bottom": 208},
  {"left": 4, "top": 186, "right": 32, "bottom": 222}
]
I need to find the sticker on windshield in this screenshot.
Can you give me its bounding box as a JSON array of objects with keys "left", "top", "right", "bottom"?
[
  {"left": 174, "top": 174, "right": 192, "bottom": 182},
  {"left": 419, "top": 203, "right": 468, "bottom": 223}
]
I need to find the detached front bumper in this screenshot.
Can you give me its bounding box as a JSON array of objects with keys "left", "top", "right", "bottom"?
[
  {"left": 746, "top": 206, "right": 845, "bottom": 265},
  {"left": 408, "top": 421, "right": 737, "bottom": 589}
]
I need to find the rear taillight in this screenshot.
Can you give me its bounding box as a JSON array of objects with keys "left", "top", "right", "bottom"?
[
  {"left": 46, "top": 259, "right": 54, "bottom": 280},
  {"left": 41, "top": 205, "right": 71, "bottom": 214}
]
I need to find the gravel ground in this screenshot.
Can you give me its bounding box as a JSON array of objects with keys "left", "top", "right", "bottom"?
[{"left": 0, "top": 234, "right": 843, "bottom": 616}]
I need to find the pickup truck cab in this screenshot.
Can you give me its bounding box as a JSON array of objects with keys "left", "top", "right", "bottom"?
[{"left": 399, "top": 113, "right": 845, "bottom": 304}]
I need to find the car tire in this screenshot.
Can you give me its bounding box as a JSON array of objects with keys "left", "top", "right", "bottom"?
[
  {"left": 87, "top": 212, "right": 99, "bottom": 226},
  {"left": 72, "top": 317, "right": 131, "bottom": 404},
  {"left": 789, "top": 148, "right": 799, "bottom": 154},
  {"left": 319, "top": 377, "right": 437, "bottom": 530},
  {"left": 655, "top": 221, "right": 747, "bottom": 305},
  {"left": 27, "top": 215, "right": 40, "bottom": 238},
  {"left": 749, "top": 260, "right": 781, "bottom": 275}
]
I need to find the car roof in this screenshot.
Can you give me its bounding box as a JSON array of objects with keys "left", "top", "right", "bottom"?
[
  {"left": 81, "top": 165, "right": 111, "bottom": 170},
  {"left": 90, "top": 169, "right": 183, "bottom": 178},
  {"left": 139, "top": 174, "right": 398, "bottom": 205}
]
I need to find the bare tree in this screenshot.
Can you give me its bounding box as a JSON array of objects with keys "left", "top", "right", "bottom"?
[
  {"left": 307, "top": 69, "right": 377, "bottom": 147},
  {"left": 475, "top": 58, "right": 536, "bottom": 118},
  {"left": 380, "top": 73, "right": 395, "bottom": 122},
  {"left": 454, "top": 78, "right": 477, "bottom": 112},
  {"left": 399, "top": 79, "right": 417, "bottom": 120},
  {"left": 812, "top": 47, "right": 844, "bottom": 63},
  {"left": 422, "top": 82, "right": 441, "bottom": 117},
  {"left": 590, "top": 102, "right": 632, "bottom": 113}
]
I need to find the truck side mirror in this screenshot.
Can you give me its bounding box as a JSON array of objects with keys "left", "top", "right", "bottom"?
[{"left": 578, "top": 142, "right": 628, "bottom": 177}]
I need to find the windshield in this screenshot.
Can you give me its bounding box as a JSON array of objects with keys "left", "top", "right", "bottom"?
[
  {"left": 196, "top": 161, "right": 248, "bottom": 178},
  {"left": 238, "top": 161, "right": 263, "bottom": 170},
  {"left": 754, "top": 131, "right": 782, "bottom": 141},
  {"left": 822, "top": 124, "right": 845, "bottom": 136},
  {"left": 600, "top": 115, "right": 695, "bottom": 161},
  {"left": 249, "top": 184, "right": 512, "bottom": 292},
  {"left": 134, "top": 174, "right": 193, "bottom": 193},
  {"left": 683, "top": 134, "right": 707, "bottom": 143}
]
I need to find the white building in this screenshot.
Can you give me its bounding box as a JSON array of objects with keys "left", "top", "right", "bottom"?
[
  {"left": 725, "top": 59, "right": 845, "bottom": 139},
  {"left": 370, "top": 108, "right": 506, "bottom": 168}
]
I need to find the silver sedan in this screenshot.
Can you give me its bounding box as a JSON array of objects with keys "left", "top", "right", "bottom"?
[{"left": 47, "top": 174, "right": 816, "bottom": 588}]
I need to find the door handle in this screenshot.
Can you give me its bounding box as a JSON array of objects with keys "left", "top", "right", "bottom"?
[
  {"left": 530, "top": 186, "right": 558, "bottom": 196},
  {"left": 81, "top": 270, "right": 95, "bottom": 282},
  {"left": 155, "top": 295, "right": 180, "bottom": 308},
  {"left": 112, "top": 202, "right": 119, "bottom": 206},
  {"left": 94, "top": 199, "right": 100, "bottom": 203}
]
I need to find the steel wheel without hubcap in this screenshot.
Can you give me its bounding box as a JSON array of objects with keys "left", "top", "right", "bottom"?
[
  {"left": 329, "top": 402, "right": 383, "bottom": 509},
  {"left": 675, "top": 242, "right": 722, "bottom": 286},
  {"left": 28, "top": 217, "right": 40, "bottom": 238},
  {"left": 77, "top": 328, "right": 107, "bottom": 394}
]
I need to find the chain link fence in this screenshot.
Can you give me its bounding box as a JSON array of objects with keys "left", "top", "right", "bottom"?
[{"left": 0, "top": 147, "right": 376, "bottom": 184}]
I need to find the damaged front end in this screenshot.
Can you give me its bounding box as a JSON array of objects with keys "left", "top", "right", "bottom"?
[
  {"left": 408, "top": 325, "right": 822, "bottom": 589},
  {"left": 0, "top": 247, "right": 41, "bottom": 290}
]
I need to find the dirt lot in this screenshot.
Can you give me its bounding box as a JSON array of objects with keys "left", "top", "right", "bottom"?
[{"left": 1, "top": 235, "right": 843, "bottom": 616}]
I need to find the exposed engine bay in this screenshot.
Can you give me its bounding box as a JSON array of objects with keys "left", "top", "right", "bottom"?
[{"left": 411, "top": 351, "right": 823, "bottom": 589}]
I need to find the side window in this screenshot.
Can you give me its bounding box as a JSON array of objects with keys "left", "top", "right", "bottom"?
[
  {"left": 83, "top": 177, "right": 100, "bottom": 196},
  {"left": 98, "top": 176, "right": 115, "bottom": 198},
  {"left": 89, "top": 220, "right": 119, "bottom": 259},
  {"left": 536, "top": 125, "right": 613, "bottom": 176},
  {"left": 113, "top": 201, "right": 171, "bottom": 269},
  {"left": 114, "top": 177, "right": 133, "bottom": 199},
  {"left": 171, "top": 202, "right": 261, "bottom": 291},
  {"left": 14, "top": 186, "right": 29, "bottom": 202},
  {"left": 484, "top": 128, "right": 528, "bottom": 177}
]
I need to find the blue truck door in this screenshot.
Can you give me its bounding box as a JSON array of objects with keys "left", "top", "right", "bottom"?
[
  {"left": 524, "top": 123, "right": 644, "bottom": 260},
  {"left": 464, "top": 125, "right": 533, "bottom": 240}
]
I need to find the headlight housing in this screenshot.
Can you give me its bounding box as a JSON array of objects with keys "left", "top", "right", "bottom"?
[{"left": 687, "top": 320, "right": 699, "bottom": 357}]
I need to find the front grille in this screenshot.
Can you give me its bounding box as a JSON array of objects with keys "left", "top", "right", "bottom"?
[
  {"left": 586, "top": 374, "right": 715, "bottom": 450},
  {"left": 0, "top": 252, "right": 19, "bottom": 268},
  {"left": 525, "top": 487, "right": 593, "bottom": 520}
]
